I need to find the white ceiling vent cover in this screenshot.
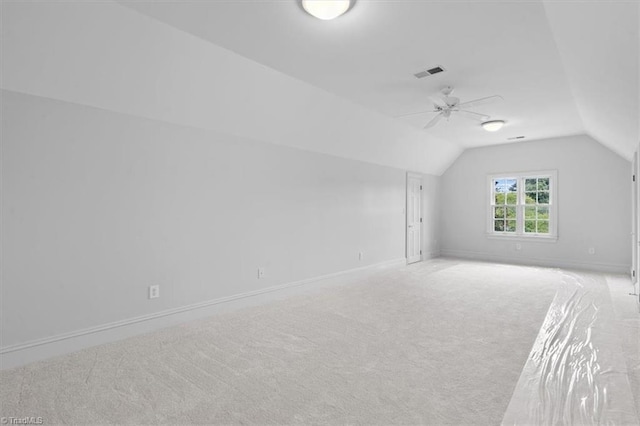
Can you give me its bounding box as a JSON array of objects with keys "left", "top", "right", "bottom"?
[{"left": 414, "top": 66, "right": 446, "bottom": 79}]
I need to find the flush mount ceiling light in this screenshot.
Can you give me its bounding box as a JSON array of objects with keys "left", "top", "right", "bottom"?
[
  {"left": 482, "top": 120, "right": 505, "bottom": 132},
  {"left": 302, "top": 0, "right": 351, "bottom": 20}
]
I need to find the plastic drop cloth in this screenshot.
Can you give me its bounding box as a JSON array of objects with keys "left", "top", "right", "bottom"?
[{"left": 502, "top": 271, "right": 639, "bottom": 425}]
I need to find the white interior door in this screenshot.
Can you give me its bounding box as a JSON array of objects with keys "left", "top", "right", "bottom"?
[{"left": 406, "top": 173, "right": 422, "bottom": 264}]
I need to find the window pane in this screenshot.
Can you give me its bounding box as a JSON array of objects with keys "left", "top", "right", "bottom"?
[
  {"left": 506, "top": 220, "right": 516, "bottom": 232},
  {"left": 506, "top": 206, "right": 516, "bottom": 219},
  {"left": 537, "top": 206, "right": 549, "bottom": 219},
  {"left": 506, "top": 193, "right": 517, "bottom": 205},
  {"left": 495, "top": 192, "right": 506, "bottom": 205},
  {"left": 538, "top": 191, "right": 549, "bottom": 204},
  {"left": 494, "top": 206, "right": 505, "bottom": 219},
  {"left": 537, "top": 178, "right": 549, "bottom": 191},
  {"left": 524, "top": 220, "right": 536, "bottom": 233},
  {"left": 525, "top": 192, "right": 536, "bottom": 204},
  {"left": 525, "top": 206, "right": 536, "bottom": 219},
  {"left": 506, "top": 179, "right": 517, "bottom": 192},
  {"left": 537, "top": 220, "right": 549, "bottom": 233},
  {"left": 525, "top": 178, "right": 537, "bottom": 191},
  {"left": 494, "top": 220, "right": 505, "bottom": 232}
]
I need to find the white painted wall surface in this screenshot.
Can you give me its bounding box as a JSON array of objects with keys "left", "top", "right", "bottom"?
[
  {"left": 2, "top": 91, "right": 444, "bottom": 353},
  {"left": 440, "top": 135, "right": 631, "bottom": 272}
]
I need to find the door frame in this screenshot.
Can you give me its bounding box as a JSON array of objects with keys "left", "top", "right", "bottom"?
[
  {"left": 406, "top": 172, "right": 423, "bottom": 264},
  {"left": 632, "top": 151, "right": 638, "bottom": 284},
  {"left": 634, "top": 149, "right": 640, "bottom": 307}
]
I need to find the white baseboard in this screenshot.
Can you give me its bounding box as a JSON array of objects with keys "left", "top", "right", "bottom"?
[
  {"left": 439, "top": 249, "right": 629, "bottom": 274},
  {"left": 1, "top": 258, "right": 406, "bottom": 370},
  {"left": 421, "top": 250, "right": 441, "bottom": 261}
]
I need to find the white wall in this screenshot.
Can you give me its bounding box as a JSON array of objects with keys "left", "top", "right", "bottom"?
[
  {"left": 0, "top": 0, "right": 449, "bottom": 368},
  {"left": 1, "top": 90, "right": 441, "bottom": 364},
  {"left": 440, "top": 135, "right": 631, "bottom": 272}
]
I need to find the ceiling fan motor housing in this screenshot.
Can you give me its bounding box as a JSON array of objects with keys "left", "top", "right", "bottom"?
[{"left": 444, "top": 96, "right": 459, "bottom": 107}]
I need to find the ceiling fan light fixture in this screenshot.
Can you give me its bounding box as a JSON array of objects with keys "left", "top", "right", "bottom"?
[
  {"left": 302, "top": 0, "right": 351, "bottom": 20},
  {"left": 482, "top": 120, "right": 505, "bottom": 132}
]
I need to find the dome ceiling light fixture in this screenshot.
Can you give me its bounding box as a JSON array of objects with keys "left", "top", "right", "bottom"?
[
  {"left": 482, "top": 120, "right": 505, "bottom": 132},
  {"left": 301, "top": 0, "right": 352, "bottom": 20}
]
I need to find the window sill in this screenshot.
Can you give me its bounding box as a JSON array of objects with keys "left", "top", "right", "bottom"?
[{"left": 486, "top": 232, "right": 558, "bottom": 243}]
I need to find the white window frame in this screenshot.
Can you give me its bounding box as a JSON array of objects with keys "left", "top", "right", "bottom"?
[{"left": 487, "top": 170, "right": 558, "bottom": 241}]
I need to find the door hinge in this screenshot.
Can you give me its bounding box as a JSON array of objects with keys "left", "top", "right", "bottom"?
[
  {"left": 633, "top": 175, "right": 636, "bottom": 182},
  {"left": 633, "top": 270, "right": 636, "bottom": 277},
  {"left": 420, "top": 250, "right": 422, "bottom": 255},
  {"left": 420, "top": 218, "right": 423, "bottom": 223},
  {"left": 420, "top": 185, "right": 423, "bottom": 190}
]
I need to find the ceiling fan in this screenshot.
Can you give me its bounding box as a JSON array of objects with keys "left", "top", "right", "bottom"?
[{"left": 398, "top": 86, "right": 503, "bottom": 129}]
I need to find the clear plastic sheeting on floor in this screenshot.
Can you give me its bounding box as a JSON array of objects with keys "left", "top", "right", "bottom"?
[{"left": 502, "top": 271, "right": 640, "bottom": 425}]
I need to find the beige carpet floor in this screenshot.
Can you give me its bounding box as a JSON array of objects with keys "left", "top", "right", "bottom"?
[{"left": 0, "top": 259, "right": 583, "bottom": 424}]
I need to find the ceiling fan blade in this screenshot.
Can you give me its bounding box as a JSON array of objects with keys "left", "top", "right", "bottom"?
[
  {"left": 424, "top": 112, "right": 443, "bottom": 129},
  {"left": 395, "top": 109, "right": 439, "bottom": 118},
  {"left": 458, "top": 95, "right": 503, "bottom": 109},
  {"left": 458, "top": 109, "right": 490, "bottom": 121}
]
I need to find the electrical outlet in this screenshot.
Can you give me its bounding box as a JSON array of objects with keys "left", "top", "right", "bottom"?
[
  {"left": 588, "top": 247, "right": 596, "bottom": 255},
  {"left": 515, "top": 243, "right": 522, "bottom": 251},
  {"left": 358, "top": 252, "right": 363, "bottom": 261},
  {"left": 258, "top": 267, "right": 265, "bottom": 279},
  {"left": 148, "top": 285, "right": 160, "bottom": 299}
]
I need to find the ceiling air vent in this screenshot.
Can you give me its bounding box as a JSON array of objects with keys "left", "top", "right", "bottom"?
[
  {"left": 507, "top": 136, "right": 526, "bottom": 141},
  {"left": 414, "top": 65, "right": 445, "bottom": 79}
]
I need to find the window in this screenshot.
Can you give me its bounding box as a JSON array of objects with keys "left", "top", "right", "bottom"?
[{"left": 488, "top": 171, "right": 557, "bottom": 239}]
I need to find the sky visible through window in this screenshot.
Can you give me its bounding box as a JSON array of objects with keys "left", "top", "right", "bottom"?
[{"left": 494, "top": 179, "right": 517, "bottom": 192}]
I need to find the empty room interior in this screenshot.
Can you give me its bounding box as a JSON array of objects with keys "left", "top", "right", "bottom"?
[{"left": 1, "top": 0, "right": 640, "bottom": 424}]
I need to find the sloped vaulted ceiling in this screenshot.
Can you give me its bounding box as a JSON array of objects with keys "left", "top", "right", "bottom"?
[
  {"left": 543, "top": 0, "right": 639, "bottom": 159},
  {"left": 119, "top": 0, "right": 639, "bottom": 159},
  {"left": 0, "top": 1, "right": 460, "bottom": 176},
  {"left": 2, "top": 0, "right": 639, "bottom": 174}
]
